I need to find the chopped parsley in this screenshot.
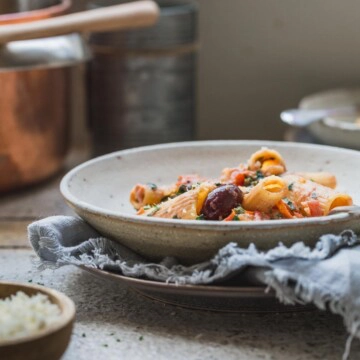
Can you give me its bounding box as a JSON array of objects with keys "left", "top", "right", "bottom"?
[
  {"left": 147, "top": 205, "right": 160, "bottom": 216},
  {"left": 232, "top": 215, "right": 240, "bottom": 221},
  {"left": 288, "top": 182, "right": 294, "bottom": 191},
  {"left": 176, "top": 184, "right": 188, "bottom": 195},
  {"left": 172, "top": 215, "right": 179, "bottom": 219},
  {"left": 147, "top": 182, "right": 158, "bottom": 191},
  {"left": 283, "top": 197, "right": 296, "bottom": 211},
  {"left": 234, "top": 206, "right": 245, "bottom": 215},
  {"left": 243, "top": 177, "right": 253, "bottom": 186},
  {"left": 244, "top": 171, "right": 264, "bottom": 187},
  {"left": 256, "top": 170, "right": 264, "bottom": 179},
  {"left": 215, "top": 182, "right": 222, "bottom": 187},
  {"left": 189, "top": 182, "right": 200, "bottom": 190},
  {"left": 196, "top": 214, "right": 205, "bottom": 220}
]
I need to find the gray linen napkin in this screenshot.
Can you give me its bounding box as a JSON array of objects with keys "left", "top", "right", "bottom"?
[{"left": 28, "top": 215, "right": 360, "bottom": 359}]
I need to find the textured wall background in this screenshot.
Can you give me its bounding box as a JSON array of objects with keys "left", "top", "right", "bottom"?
[
  {"left": 197, "top": 0, "right": 360, "bottom": 141},
  {"left": 72, "top": 0, "right": 360, "bottom": 144}
]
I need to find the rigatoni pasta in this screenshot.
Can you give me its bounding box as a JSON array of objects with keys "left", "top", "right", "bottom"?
[
  {"left": 129, "top": 147, "right": 353, "bottom": 221},
  {"left": 242, "top": 176, "right": 288, "bottom": 212},
  {"left": 282, "top": 174, "right": 352, "bottom": 216}
]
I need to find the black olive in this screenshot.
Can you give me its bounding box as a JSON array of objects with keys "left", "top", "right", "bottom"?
[{"left": 201, "top": 185, "right": 243, "bottom": 220}]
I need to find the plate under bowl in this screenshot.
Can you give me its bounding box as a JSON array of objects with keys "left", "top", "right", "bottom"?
[
  {"left": 60, "top": 140, "right": 360, "bottom": 264},
  {"left": 81, "top": 266, "right": 312, "bottom": 313}
]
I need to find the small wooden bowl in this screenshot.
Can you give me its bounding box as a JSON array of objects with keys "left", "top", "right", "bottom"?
[{"left": 0, "top": 281, "right": 75, "bottom": 360}]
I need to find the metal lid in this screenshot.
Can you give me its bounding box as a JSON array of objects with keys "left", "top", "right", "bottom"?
[
  {"left": 0, "top": 33, "right": 91, "bottom": 71},
  {"left": 88, "top": 0, "right": 198, "bottom": 49}
]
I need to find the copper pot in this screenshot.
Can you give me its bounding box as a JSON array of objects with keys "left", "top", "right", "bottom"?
[
  {"left": 0, "top": 1, "right": 159, "bottom": 192},
  {"left": 0, "top": 0, "right": 71, "bottom": 25}
]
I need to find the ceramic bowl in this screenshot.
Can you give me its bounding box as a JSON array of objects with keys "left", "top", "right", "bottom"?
[
  {"left": 299, "top": 88, "right": 360, "bottom": 149},
  {"left": 0, "top": 281, "right": 75, "bottom": 360},
  {"left": 60, "top": 140, "right": 360, "bottom": 264}
]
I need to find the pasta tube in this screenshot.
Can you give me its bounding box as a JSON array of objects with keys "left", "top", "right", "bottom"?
[
  {"left": 248, "top": 148, "right": 286, "bottom": 175},
  {"left": 130, "top": 183, "right": 174, "bottom": 210},
  {"left": 141, "top": 182, "right": 216, "bottom": 220},
  {"left": 282, "top": 174, "right": 352, "bottom": 216},
  {"left": 242, "top": 175, "right": 288, "bottom": 212},
  {"left": 294, "top": 172, "right": 337, "bottom": 189}
]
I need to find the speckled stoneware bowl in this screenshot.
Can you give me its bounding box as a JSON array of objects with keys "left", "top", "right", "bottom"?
[
  {"left": 60, "top": 140, "right": 360, "bottom": 264},
  {"left": 299, "top": 88, "right": 360, "bottom": 150}
]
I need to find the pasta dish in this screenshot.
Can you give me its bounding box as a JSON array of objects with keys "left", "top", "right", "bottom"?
[{"left": 129, "top": 148, "right": 353, "bottom": 221}]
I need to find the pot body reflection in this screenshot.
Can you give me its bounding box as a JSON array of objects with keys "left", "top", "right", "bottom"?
[{"left": 0, "top": 66, "right": 71, "bottom": 192}]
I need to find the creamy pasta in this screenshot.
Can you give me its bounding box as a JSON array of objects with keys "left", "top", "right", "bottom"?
[{"left": 129, "top": 148, "right": 353, "bottom": 221}]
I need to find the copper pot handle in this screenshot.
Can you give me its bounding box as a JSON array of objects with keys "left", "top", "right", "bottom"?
[{"left": 0, "top": 0, "right": 159, "bottom": 44}]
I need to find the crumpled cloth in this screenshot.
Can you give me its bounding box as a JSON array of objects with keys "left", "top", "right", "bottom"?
[{"left": 28, "top": 215, "right": 360, "bottom": 359}]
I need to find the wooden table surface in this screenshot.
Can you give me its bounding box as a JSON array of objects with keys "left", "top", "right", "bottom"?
[{"left": 1, "top": 149, "right": 360, "bottom": 360}]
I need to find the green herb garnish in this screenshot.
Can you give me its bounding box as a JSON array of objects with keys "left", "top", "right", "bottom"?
[
  {"left": 147, "top": 205, "right": 160, "bottom": 216},
  {"left": 283, "top": 197, "right": 296, "bottom": 211},
  {"left": 147, "top": 182, "right": 158, "bottom": 191},
  {"left": 176, "top": 184, "right": 188, "bottom": 195},
  {"left": 288, "top": 182, "right": 294, "bottom": 191},
  {"left": 256, "top": 170, "right": 264, "bottom": 179},
  {"left": 234, "top": 206, "right": 245, "bottom": 215},
  {"left": 244, "top": 177, "right": 252, "bottom": 186},
  {"left": 196, "top": 214, "right": 205, "bottom": 220}
]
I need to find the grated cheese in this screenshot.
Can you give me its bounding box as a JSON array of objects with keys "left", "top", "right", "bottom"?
[{"left": 0, "top": 291, "right": 61, "bottom": 341}]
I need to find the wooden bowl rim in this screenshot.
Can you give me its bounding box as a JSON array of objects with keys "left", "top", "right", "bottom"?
[{"left": 0, "top": 281, "right": 75, "bottom": 347}]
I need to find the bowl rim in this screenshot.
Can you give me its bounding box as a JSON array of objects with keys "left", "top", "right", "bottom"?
[
  {"left": 299, "top": 88, "right": 360, "bottom": 134},
  {"left": 60, "top": 140, "right": 360, "bottom": 229},
  {"left": 322, "top": 116, "right": 360, "bottom": 131},
  {"left": 0, "top": 281, "right": 75, "bottom": 347}
]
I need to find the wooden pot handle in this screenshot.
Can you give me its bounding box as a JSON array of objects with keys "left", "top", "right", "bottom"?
[{"left": 0, "top": 0, "right": 159, "bottom": 44}]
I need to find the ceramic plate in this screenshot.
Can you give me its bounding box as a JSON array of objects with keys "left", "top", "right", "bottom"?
[
  {"left": 60, "top": 140, "right": 360, "bottom": 264},
  {"left": 80, "top": 266, "right": 311, "bottom": 313}
]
